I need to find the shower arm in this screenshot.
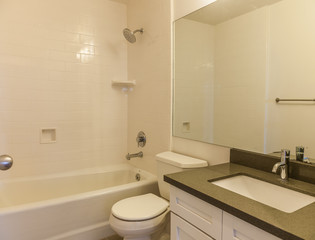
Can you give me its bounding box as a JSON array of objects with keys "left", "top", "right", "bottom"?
[{"left": 133, "top": 28, "right": 143, "bottom": 34}]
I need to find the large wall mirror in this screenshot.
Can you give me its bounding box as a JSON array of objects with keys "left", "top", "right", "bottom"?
[{"left": 173, "top": 0, "right": 315, "bottom": 160}]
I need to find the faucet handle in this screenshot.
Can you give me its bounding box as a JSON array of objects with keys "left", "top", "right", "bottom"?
[
  {"left": 136, "top": 131, "right": 146, "bottom": 148},
  {"left": 281, "top": 149, "right": 290, "bottom": 163}
]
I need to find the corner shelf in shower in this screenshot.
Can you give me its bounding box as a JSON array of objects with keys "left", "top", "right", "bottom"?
[{"left": 112, "top": 80, "right": 136, "bottom": 87}]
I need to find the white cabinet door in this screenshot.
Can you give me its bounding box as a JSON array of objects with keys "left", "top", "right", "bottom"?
[
  {"left": 170, "top": 186, "right": 222, "bottom": 240},
  {"left": 171, "top": 213, "right": 214, "bottom": 240},
  {"left": 222, "top": 212, "right": 282, "bottom": 240}
]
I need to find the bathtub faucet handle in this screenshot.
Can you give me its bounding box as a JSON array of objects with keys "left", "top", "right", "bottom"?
[
  {"left": 136, "top": 131, "right": 146, "bottom": 148},
  {"left": 0, "top": 154, "right": 13, "bottom": 170}
]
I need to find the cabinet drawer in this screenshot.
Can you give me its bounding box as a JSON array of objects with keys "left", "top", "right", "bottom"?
[
  {"left": 222, "top": 212, "right": 281, "bottom": 240},
  {"left": 170, "top": 186, "right": 222, "bottom": 240},
  {"left": 171, "top": 213, "right": 214, "bottom": 240}
]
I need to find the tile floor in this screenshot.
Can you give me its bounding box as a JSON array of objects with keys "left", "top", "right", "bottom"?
[{"left": 101, "top": 235, "right": 122, "bottom": 240}]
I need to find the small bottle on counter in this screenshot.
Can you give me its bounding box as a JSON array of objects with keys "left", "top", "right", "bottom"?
[{"left": 295, "top": 146, "right": 304, "bottom": 162}]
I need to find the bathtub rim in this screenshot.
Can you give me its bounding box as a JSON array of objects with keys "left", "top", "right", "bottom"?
[
  {"left": 0, "top": 163, "right": 157, "bottom": 215},
  {"left": 0, "top": 163, "right": 148, "bottom": 183}
]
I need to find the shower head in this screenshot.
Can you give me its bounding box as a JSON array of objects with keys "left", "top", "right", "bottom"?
[{"left": 123, "top": 28, "right": 143, "bottom": 43}]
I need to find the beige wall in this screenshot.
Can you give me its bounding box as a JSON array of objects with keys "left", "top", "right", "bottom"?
[
  {"left": 266, "top": 0, "right": 315, "bottom": 157},
  {"left": 0, "top": 0, "right": 129, "bottom": 179},
  {"left": 126, "top": 0, "right": 172, "bottom": 174}
]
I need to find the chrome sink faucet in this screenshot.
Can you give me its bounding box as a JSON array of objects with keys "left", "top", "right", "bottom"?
[{"left": 272, "top": 149, "right": 290, "bottom": 181}]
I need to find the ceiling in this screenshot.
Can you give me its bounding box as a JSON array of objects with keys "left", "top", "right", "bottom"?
[{"left": 184, "top": 0, "right": 283, "bottom": 25}]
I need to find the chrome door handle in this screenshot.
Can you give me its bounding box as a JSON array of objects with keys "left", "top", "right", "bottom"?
[{"left": 0, "top": 155, "right": 13, "bottom": 170}]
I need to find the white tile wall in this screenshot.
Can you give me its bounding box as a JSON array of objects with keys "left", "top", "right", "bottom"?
[{"left": 0, "top": 0, "right": 128, "bottom": 179}]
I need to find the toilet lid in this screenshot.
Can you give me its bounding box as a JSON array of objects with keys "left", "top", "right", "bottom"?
[{"left": 111, "top": 193, "right": 169, "bottom": 221}]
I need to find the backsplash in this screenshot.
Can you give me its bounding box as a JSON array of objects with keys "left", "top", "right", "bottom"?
[
  {"left": 0, "top": 0, "right": 128, "bottom": 178},
  {"left": 230, "top": 149, "right": 315, "bottom": 184}
]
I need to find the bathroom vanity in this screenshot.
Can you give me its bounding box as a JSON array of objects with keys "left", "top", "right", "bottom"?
[
  {"left": 170, "top": 186, "right": 280, "bottom": 240},
  {"left": 165, "top": 162, "right": 315, "bottom": 240}
]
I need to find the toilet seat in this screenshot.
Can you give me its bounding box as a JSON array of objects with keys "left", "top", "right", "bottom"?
[{"left": 111, "top": 193, "right": 169, "bottom": 221}]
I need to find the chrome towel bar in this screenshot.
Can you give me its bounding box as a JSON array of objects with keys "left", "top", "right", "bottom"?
[{"left": 275, "top": 98, "right": 315, "bottom": 103}]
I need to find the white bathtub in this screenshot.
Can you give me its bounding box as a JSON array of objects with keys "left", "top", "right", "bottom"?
[{"left": 0, "top": 164, "right": 159, "bottom": 240}]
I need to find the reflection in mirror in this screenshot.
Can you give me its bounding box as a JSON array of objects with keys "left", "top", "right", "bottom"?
[{"left": 173, "top": 0, "right": 315, "bottom": 160}]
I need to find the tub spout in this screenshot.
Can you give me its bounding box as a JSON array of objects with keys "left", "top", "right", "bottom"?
[{"left": 126, "top": 151, "right": 143, "bottom": 160}]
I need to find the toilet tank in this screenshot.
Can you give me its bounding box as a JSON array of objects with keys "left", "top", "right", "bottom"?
[{"left": 156, "top": 151, "right": 208, "bottom": 200}]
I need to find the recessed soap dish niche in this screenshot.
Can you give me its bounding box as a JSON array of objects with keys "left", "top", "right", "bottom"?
[{"left": 40, "top": 128, "right": 56, "bottom": 144}]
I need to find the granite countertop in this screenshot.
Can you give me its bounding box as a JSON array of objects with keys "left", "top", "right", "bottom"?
[{"left": 164, "top": 163, "right": 315, "bottom": 240}]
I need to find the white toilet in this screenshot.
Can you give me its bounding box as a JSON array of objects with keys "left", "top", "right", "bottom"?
[{"left": 109, "top": 151, "right": 208, "bottom": 240}]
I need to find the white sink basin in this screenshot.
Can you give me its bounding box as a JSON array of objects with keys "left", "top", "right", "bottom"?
[{"left": 211, "top": 175, "right": 315, "bottom": 213}]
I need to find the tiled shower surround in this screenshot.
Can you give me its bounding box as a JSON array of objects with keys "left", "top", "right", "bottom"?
[{"left": 0, "top": 0, "right": 129, "bottom": 178}]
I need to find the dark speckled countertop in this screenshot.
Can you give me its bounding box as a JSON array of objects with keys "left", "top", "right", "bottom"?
[{"left": 164, "top": 163, "right": 315, "bottom": 240}]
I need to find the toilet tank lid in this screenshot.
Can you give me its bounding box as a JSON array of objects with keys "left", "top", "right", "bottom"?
[{"left": 155, "top": 151, "right": 208, "bottom": 168}]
